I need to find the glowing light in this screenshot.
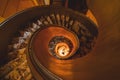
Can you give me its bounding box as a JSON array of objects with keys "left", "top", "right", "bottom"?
[{"left": 55, "top": 42, "right": 70, "bottom": 57}]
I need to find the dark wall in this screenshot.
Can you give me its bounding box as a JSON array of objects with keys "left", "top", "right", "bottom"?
[{"left": 87, "top": 0, "right": 120, "bottom": 80}]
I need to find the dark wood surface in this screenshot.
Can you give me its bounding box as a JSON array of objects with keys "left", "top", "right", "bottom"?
[
  {"left": 0, "top": 0, "right": 43, "bottom": 18},
  {"left": 86, "top": 0, "right": 120, "bottom": 80}
]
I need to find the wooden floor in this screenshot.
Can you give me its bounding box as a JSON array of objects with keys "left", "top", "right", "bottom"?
[{"left": 0, "top": 0, "right": 43, "bottom": 18}]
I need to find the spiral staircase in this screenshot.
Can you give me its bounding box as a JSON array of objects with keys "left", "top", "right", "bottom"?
[{"left": 0, "top": 0, "right": 120, "bottom": 80}]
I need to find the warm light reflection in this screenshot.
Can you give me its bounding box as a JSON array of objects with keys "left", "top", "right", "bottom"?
[{"left": 55, "top": 42, "right": 70, "bottom": 57}]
